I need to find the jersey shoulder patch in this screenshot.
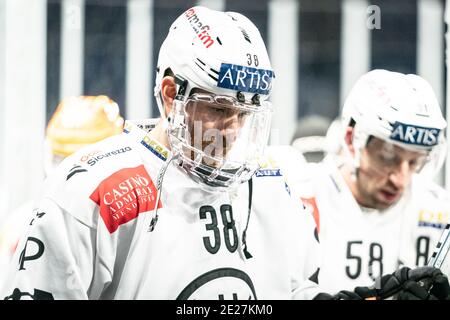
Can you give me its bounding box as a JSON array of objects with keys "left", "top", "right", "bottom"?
[
  {"left": 89, "top": 164, "right": 162, "bottom": 233},
  {"left": 413, "top": 176, "right": 450, "bottom": 230},
  {"left": 256, "top": 152, "right": 282, "bottom": 177},
  {"left": 63, "top": 134, "right": 136, "bottom": 179},
  {"left": 45, "top": 134, "right": 159, "bottom": 229},
  {"left": 257, "top": 145, "right": 306, "bottom": 178}
]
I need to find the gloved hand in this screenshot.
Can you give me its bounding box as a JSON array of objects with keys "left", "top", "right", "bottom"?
[
  {"left": 314, "top": 266, "right": 450, "bottom": 300},
  {"left": 313, "top": 290, "right": 363, "bottom": 300},
  {"left": 354, "top": 266, "right": 450, "bottom": 300},
  {"left": 396, "top": 268, "right": 450, "bottom": 300}
]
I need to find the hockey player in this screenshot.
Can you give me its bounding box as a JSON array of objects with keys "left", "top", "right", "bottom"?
[
  {"left": 275, "top": 69, "right": 450, "bottom": 295},
  {"left": 0, "top": 95, "right": 124, "bottom": 286},
  {"left": 0, "top": 6, "right": 321, "bottom": 299}
]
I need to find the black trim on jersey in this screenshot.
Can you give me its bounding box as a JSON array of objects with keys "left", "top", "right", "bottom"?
[
  {"left": 67, "top": 165, "right": 88, "bottom": 180},
  {"left": 314, "top": 227, "right": 319, "bottom": 243},
  {"left": 4, "top": 288, "right": 54, "bottom": 300},
  {"left": 329, "top": 173, "right": 341, "bottom": 193},
  {"left": 308, "top": 268, "right": 320, "bottom": 284},
  {"left": 176, "top": 267, "right": 257, "bottom": 300},
  {"left": 242, "top": 178, "right": 253, "bottom": 259}
]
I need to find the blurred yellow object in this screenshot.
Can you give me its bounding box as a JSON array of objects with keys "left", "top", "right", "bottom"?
[{"left": 46, "top": 95, "right": 124, "bottom": 157}]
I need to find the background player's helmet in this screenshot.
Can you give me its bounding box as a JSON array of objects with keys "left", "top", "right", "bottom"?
[
  {"left": 291, "top": 115, "right": 331, "bottom": 163},
  {"left": 45, "top": 95, "right": 124, "bottom": 174},
  {"left": 154, "top": 6, "right": 275, "bottom": 189},
  {"left": 341, "top": 69, "right": 447, "bottom": 176},
  {"left": 324, "top": 117, "right": 344, "bottom": 156}
]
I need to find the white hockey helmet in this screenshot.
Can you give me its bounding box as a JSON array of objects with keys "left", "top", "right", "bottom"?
[
  {"left": 342, "top": 69, "right": 447, "bottom": 175},
  {"left": 154, "top": 6, "right": 275, "bottom": 189}
]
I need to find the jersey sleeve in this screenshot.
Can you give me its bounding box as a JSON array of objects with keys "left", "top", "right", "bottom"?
[
  {"left": 289, "top": 197, "right": 323, "bottom": 299},
  {"left": 394, "top": 176, "right": 450, "bottom": 281},
  {"left": 262, "top": 146, "right": 323, "bottom": 298},
  {"left": 0, "top": 197, "right": 100, "bottom": 300}
]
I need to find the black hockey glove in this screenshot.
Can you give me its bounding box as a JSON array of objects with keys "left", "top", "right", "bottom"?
[
  {"left": 354, "top": 266, "right": 450, "bottom": 300},
  {"left": 313, "top": 290, "right": 363, "bottom": 300}
]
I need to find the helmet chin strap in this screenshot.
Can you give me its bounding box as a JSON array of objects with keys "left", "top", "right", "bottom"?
[
  {"left": 161, "top": 116, "right": 170, "bottom": 131},
  {"left": 147, "top": 152, "right": 179, "bottom": 232}
]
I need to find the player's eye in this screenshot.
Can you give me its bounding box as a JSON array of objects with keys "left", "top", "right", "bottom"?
[
  {"left": 238, "top": 111, "right": 250, "bottom": 118},
  {"left": 211, "top": 107, "right": 226, "bottom": 114}
]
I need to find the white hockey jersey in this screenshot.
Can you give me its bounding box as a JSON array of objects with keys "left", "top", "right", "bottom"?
[
  {"left": 0, "top": 202, "right": 34, "bottom": 286},
  {"left": 0, "top": 120, "right": 321, "bottom": 300},
  {"left": 270, "top": 147, "right": 450, "bottom": 294}
]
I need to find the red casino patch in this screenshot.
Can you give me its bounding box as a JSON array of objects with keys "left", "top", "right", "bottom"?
[{"left": 90, "top": 165, "right": 162, "bottom": 233}]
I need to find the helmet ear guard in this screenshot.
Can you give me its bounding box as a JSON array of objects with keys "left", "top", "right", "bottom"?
[
  {"left": 350, "top": 122, "right": 365, "bottom": 170},
  {"left": 174, "top": 75, "right": 188, "bottom": 98},
  {"left": 154, "top": 72, "right": 189, "bottom": 128},
  {"left": 340, "top": 120, "right": 368, "bottom": 175}
]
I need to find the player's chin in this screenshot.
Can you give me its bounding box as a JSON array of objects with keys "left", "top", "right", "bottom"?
[{"left": 375, "top": 190, "right": 400, "bottom": 209}]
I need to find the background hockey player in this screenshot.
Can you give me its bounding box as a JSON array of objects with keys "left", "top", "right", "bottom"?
[
  {"left": 276, "top": 69, "right": 450, "bottom": 296},
  {"left": 0, "top": 95, "right": 124, "bottom": 286},
  {"left": 291, "top": 114, "right": 332, "bottom": 163}
]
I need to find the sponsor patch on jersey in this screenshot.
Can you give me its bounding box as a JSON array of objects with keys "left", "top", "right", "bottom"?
[
  {"left": 255, "top": 168, "right": 281, "bottom": 177},
  {"left": 141, "top": 135, "right": 169, "bottom": 161},
  {"left": 80, "top": 147, "right": 132, "bottom": 167},
  {"left": 123, "top": 121, "right": 133, "bottom": 133},
  {"left": 90, "top": 165, "right": 162, "bottom": 233},
  {"left": 389, "top": 121, "right": 440, "bottom": 147},
  {"left": 217, "top": 63, "right": 274, "bottom": 95},
  {"left": 79, "top": 149, "right": 102, "bottom": 162},
  {"left": 418, "top": 209, "right": 449, "bottom": 230}
]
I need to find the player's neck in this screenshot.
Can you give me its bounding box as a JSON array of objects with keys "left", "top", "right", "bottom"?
[{"left": 340, "top": 165, "right": 367, "bottom": 207}]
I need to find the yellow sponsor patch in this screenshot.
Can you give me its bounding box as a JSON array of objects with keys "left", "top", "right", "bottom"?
[{"left": 418, "top": 209, "right": 449, "bottom": 229}]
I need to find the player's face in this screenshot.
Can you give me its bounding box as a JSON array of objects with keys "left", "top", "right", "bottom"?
[
  {"left": 355, "top": 137, "right": 428, "bottom": 210},
  {"left": 184, "top": 91, "right": 250, "bottom": 166}
]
